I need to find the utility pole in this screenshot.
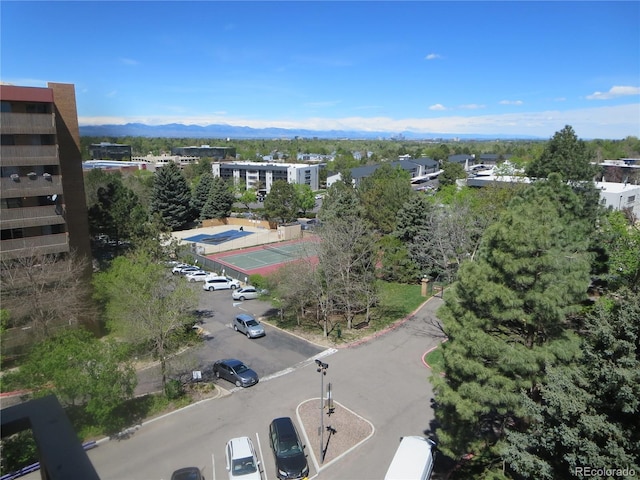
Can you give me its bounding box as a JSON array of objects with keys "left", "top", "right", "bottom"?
[{"left": 315, "top": 359, "right": 328, "bottom": 462}]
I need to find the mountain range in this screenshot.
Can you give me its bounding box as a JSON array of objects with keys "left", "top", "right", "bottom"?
[{"left": 79, "top": 123, "right": 542, "bottom": 141}]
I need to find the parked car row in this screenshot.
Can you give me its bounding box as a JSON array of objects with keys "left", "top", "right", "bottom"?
[{"left": 171, "top": 417, "right": 309, "bottom": 480}]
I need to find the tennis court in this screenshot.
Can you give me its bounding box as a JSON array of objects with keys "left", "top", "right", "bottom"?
[
  {"left": 184, "top": 229, "right": 253, "bottom": 245},
  {"left": 209, "top": 239, "right": 319, "bottom": 276}
]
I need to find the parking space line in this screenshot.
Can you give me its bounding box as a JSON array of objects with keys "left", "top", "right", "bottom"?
[
  {"left": 211, "top": 453, "right": 216, "bottom": 480},
  {"left": 255, "top": 431, "right": 268, "bottom": 480}
]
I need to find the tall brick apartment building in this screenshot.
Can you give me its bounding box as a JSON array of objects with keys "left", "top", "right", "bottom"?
[{"left": 0, "top": 82, "right": 91, "bottom": 263}]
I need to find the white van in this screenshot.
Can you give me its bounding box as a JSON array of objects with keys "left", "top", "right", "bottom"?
[
  {"left": 384, "top": 436, "right": 436, "bottom": 480},
  {"left": 202, "top": 276, "right": 241, "bottom": 291}
]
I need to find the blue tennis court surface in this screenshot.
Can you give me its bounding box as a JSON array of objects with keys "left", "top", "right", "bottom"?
[{"left": 184, "top": 230, "right": 253, "bottom": 245}]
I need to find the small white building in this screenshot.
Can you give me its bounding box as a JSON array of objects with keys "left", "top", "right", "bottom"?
[{"left": 595, "top": 181, "right": 640, "bottom": 218}]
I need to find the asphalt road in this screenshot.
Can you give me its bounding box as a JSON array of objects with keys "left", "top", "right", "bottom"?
[{"left": 19, "top": 284, "right": 445, "bottom": 480}]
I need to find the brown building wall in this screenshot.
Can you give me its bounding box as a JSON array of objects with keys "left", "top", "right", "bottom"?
[{"left": 48, "top": 83, "right": 92, "bottom": 266}]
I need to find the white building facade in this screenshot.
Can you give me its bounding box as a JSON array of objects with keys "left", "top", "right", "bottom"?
[{"left": 212, "top": 161, "right": 320, "bottom": 193}]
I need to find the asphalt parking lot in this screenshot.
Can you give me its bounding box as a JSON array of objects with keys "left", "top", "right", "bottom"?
[{"left": 135, "top": 279, "right": 326, "bottom": 396}]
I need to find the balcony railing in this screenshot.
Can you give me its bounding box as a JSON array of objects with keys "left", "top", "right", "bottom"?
[
  {"left": 0, "top": 206, "right": 66, "bottom": 229},
  {"left": 0, "top": 145, "right": 59, "bottom": 166},
  {"left": 0, "top": 234, "right": 70, "bottom": 261},
  {"left": 0, "top": 112, "right": 56, "bottom": 135},
  {"left": 1, "top": 174, "right": 62, "bottom": 197}
]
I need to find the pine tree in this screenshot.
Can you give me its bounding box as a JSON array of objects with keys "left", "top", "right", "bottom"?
[
  {"left": 201, "top": 176, "right": 234, "bottom": 220},
  {"left": 151, "top": 162, "right": 193, "bottom": 230},
  {"left": 526, "top": 125, "right": 599, "bottom": 182},
  {"left": 191, "top": 172, "right": 214, "bottom": 220},
  {"left": 502, "top": 290, "right": 640, "bottom": 479},
  {"left": 431, "top": 180, "right": 592, "bottom": 475}
]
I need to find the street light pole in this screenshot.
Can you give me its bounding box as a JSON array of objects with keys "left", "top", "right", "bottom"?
[{"left": 315, "top": 359, "right": 328, "bottom": 462}]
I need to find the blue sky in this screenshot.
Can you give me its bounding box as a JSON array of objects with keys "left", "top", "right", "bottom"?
[{"left": 2, "top": 1, "right": 639, "bottom": 139}]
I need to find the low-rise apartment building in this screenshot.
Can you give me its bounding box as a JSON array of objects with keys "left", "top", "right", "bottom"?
[{"left": 212, "top": 161, "right": 319, "bottom": 193}]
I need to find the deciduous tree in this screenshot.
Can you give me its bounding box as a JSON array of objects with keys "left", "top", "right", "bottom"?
[
  {"left": 20, "top": 328, "right": 136, "bottom": 432},
  {"left": 93, "top": 252, "right": 198, "bottom": 391}
]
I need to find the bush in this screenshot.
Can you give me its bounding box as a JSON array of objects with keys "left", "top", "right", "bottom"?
[{"left": 164, "top": 379, "right": 184, "bottom": 400}]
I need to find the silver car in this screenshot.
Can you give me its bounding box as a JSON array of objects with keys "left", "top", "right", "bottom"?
[
  {"left": 233, "top": 313, "right": 265, "bottom": 338},
  {"left": 232, "top": 286, "right": 260, "bottom": 301}
]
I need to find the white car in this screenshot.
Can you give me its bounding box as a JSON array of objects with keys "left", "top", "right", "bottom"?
[
  {"left": 232, "top": 286, "right": 260, "bottom": 301},
  {"left": 225, "top": 436, "right": 261, "bottom": 480},
  {"left": 185, "top": 271, "right": 211, "bottom": 282},
  {"left": 171, "top": 263, "right": 192, "bottom": 274},
  {"left": 202, "top": 276, "right": 241, "bottom": 291}
]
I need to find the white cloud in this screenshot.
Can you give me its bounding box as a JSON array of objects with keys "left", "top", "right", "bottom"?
[
  {"left": 78, "top": 103, "right": 640, "bottom": 139},
  {"left": 425, "top": 53, "right": 441, "bottom": 60},
  {"left": 459, "top": 104, "right": 486, "bottom": 110},
  {"left": 499, "top": 100, "right": 523, "bottom": 105},
  {"left": 106, "top": 90, "right": 117, "bottom": 98},
  {"left": 429, "top": 104, "right": 447, "bottom": 111},
  {"left": 586, "top": 85, "right": 640, "bottom": 100},
  {"left": 119, "top": 58, "right": 139, "bottom": 66}
]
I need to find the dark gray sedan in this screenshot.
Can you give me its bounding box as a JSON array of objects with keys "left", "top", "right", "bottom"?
[{"left": 212, "top": 359, "right": 259, "bottom": 388}]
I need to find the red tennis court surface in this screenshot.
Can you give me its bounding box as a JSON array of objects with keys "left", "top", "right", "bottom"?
[{"left": 205, "top": 238, "right": 319, "bottom": 276}]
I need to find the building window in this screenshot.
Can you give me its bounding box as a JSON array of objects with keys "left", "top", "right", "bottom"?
[{"left": 628, "top": 196, "right": 635, "bottom": 203}]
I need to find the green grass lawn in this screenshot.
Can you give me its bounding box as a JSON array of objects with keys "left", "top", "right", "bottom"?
[{"left": 424, "top": 346, "right": 444, "bottom": 373}]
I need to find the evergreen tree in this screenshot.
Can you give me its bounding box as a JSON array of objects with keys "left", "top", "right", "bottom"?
[
  {"left": 318, "top": 178, "right": 363, "bottom": 223},
  {"left": 151, "top": 162, "right": 194, "bottom": 230},
  {"left": 357, "top": 163, "right": 414, "bottom": 234},
  {"left": 526, "top": 125, "right": 599, "bottom": 182},
  {"left": 263, "top": 180, "right": 299, "bottom": 224},
  {"left": 201, "top": 176, "right": 234, "bottom": 220},
  {"left": 431, "top": 182, "right": 592, "bottom": 475},
  {"left": 502, "top": 290, "right": 640, "bottom": 479},
  {"left": 191, "top": 172, "right": 214, "bottom": 220}
]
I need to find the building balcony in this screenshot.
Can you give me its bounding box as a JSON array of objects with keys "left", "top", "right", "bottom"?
[
  {"left": 0, "top": 112, "right": 56, "bottom": 135},
  {"left": 0, "top": 145, "right": 60, "bottom": 166},
  {"left": 0, "top": 233, "right": 70, "bottom": 261},
  {"left": 1, "top": 174, "right": 62, "bottom": 197},
  {"left": 0, "top": 205, "right": 66, "bottom": 229}
]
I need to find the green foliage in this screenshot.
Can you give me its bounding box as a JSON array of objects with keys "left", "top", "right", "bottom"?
[
  {"left": 502, "top": 290, "right": 640, "bottom": 479},
  {"left": 526, "top": 125, "right": 599, "bottom": 182},
  {"left": 87, "top": 173, "right": 148, "bottom": 246},
  {"left": 164, "top": 379, "right": 184, "bottom": 400},
  {"left": 92, "top": 252, "right": 198, "bottom": 390},
  {"left": 1, "top": 431, "right": 38, "bottom": 476},
  {"left": 151, "top": 161, "right": 194, "bottom": 230},
  {"left": 201, "top": 176, "right": 234, "bottom": 220},
  {"left": 597, "top": 210, "right": 640, "bottom": 291},
  {"left": 294, "top": 183, "right": 316, "bottom": 216},
  {"left": 263, "top": 180, "right": 299, "bottom": 224},
  {"left": 379, "top": 235, "right": 420, "bottom": 283},
  {"left": 431, "top": 184, "right": 592, "bottom": 464},
  {"left": 248, "top": 274, "right": 267, "bottom": 289},
  {"left": 319, "top": 179, "right": 363, "bottom": 222},
  {"left": 357, "top": 163, "right": 414, "bottom": 233},
  {"left": 19, "top": 328, "right": 136, "bottom": 430},
  {"left": 191, "top": 172, "right": 214, "bottom": 219},
  {"left": 438, "top": 161, "right": 467, "bottom": 187}
]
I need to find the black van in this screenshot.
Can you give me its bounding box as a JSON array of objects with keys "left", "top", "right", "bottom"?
[{"left": 268, "top": 417, "right": 309, "bottom": 479}]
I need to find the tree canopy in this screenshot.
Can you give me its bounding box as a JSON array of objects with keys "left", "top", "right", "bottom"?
[
  {"left": 431, "top": 179, "right": 592, "bottom": 474},
  {"left": 151, "top": 162, "right": 194, "bottom": 230},
  {"left": 526, "top": 125, "right": 599, "bottom": 182},
  {"left": 263, "top": 180, "right": 299, "bottom": 224},
  {"left": 92, "top": 252, "right": 198, "bottom": 390}
]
